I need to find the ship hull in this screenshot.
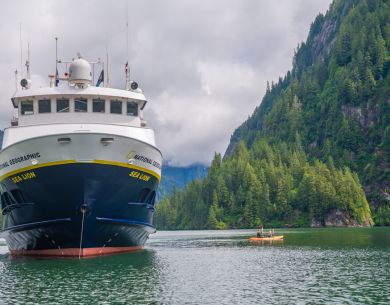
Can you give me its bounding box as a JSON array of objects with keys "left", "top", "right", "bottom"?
[{"left": 0, "top": 132, "right": 161, "bottom": 257}]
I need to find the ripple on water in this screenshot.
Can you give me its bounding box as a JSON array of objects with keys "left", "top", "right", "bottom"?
[{"left": 0, "top": 228, "right": 389, "bottom": 304}]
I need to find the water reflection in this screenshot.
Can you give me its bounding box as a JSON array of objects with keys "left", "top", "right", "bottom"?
[
  {"left": 280, "top": 227, "right": 390, "bottom": 249},
  {"left": 0, "top": 228, "right": 389, "bottom": 304},
  {"left": 0, "top": 250, "right": 166, "bottom": 304}
]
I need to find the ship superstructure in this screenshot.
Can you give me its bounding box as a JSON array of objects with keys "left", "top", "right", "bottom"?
[{"left": 0, "top": 55, "right": 162, "bottom": 257}]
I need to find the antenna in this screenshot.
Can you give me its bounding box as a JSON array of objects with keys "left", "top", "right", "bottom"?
[
  {"left": 25, "top": 42, "right": 30, "bottom": 79},
  {"left": 91, "top": 57, "right": 102, "bottom": 85},
  {"left": 125, "top": 0, "right": 131, "bottom": 89},
  {"left": 55, "top": 37, "right": 58, "bottom": 86},
  {"left": 126, "top": 0, "right": 129, "bottom": 62},
  {"left": 106, "top": 51, "right": 109, "bottom": 87},
  {"left": 105, "top": 32, "right": 110, "bottom": 87}
]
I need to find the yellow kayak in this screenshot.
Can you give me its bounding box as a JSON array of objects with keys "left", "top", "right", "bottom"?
[{"left": 249, "top": 235, "right": 284, "bottom": 241}]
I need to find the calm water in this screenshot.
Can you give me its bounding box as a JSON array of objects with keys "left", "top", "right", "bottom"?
[{"left": 0, "top": 228, "right": 390, "bottom": 304}]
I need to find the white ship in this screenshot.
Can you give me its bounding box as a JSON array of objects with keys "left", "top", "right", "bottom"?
[{"left": 0, "top": 54, "right": 162, "bottom": 257}]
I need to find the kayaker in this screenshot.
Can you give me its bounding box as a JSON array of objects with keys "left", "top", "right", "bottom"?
[
  {"left": 268, "top": 229, "right": 273, "bottom": 237},
  {"left": 256, "top": 228, "right": 261, "bottom": 238}
]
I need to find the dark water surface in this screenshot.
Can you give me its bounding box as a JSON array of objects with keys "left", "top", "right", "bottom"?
[{"left": 0, "top": 228, "right": 389, "bottom": 304}]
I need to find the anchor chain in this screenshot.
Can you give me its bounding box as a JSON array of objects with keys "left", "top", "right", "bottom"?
[{"left": 78, "top": 204, "right": 87, "bottom": 259}]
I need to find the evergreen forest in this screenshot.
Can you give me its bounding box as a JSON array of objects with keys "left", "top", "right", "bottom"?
[{"left": 155, "top": 0, "right": 390, "bottom": 229}]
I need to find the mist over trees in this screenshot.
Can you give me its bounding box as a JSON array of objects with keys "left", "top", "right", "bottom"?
[{"left": 156, "top": 0, "right": 390, "bottom": 228}]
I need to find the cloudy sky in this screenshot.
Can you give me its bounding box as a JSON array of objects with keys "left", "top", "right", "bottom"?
[{"left": 0, "top": 0, "right": 331, "bottom": 166}]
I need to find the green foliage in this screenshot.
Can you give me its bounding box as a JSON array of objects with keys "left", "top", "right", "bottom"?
[
  {"left": 226, "top": 0, "right": 390, "bottom": 211},
  {"left": 373, "top": 205, "right": 390, "bottom": 225},
  {"left": 382, "top": 126, "right": 390, "bottom": 162},
  {"left": 155, "top": 140, "right": 372, "bottom": 229},
  {"left": 156, "top": 0, "right": 390, "bottom": 229}
]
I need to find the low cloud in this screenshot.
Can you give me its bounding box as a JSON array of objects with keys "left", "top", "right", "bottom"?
[{"left": 0, "top": 0, "right": 331, "bottom": 166}]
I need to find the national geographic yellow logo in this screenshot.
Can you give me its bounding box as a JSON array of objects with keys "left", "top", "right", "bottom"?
[{"left": 127, "top": 150, "right": 136, "bottom": 160}]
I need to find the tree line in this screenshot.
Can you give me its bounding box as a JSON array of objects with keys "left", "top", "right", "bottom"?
[
  {"left": 226, "top": 0, "right": 390, "bottom": 224},
  {"left": 155, "top": 139, "right": 372, "bottom": 229}
]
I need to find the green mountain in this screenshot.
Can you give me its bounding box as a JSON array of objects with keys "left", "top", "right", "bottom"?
[
  {"left": 155, "top": 0, "right": 390, "bottom": 229},
  {"left": 225, "top": 0, "right": 390, "bottom": 224}
]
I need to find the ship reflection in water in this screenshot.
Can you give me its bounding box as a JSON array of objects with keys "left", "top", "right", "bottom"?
[{"left": 0, "top": 228, "right": 390, "bottom": 304}]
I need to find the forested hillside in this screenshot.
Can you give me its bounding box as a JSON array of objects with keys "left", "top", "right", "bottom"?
[
  {"left": 155, "top": 0, "right": 390, "bottom": 229},
  {"left": 156, "top": 139, "right": 372, "bottom": 229},
  {"left": 225, "top": 0, "right": 390, "bottom": 224}
]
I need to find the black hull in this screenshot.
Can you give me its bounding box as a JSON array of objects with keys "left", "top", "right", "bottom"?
[{"left": 0, "top": 161, "right": 159, "bottom": 257}]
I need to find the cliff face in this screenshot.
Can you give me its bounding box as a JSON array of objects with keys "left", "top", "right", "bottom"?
[
  {"left": 311, "top": 209, "right": 372, "bottom": 227},
  {"left": 224, "top": 0, "right": 390, "bottom": 217}
]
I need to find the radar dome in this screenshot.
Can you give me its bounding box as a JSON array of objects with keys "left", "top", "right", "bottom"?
[{"left": 68, "top": 56, "right": 92, "bottom": 87}]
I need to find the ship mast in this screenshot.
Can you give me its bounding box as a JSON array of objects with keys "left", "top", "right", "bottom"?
[
  {"left": 26, "top": 42, "right": 30, "bottom": 79},
  {"left": 125, "top": 0, "right": 131, "bottom": 90},
  {"left": 106, "top": 51, "right": 109, "bottom": 87},
  {"left": 55, "top": 37, "right": 58, "bottom": 86}
]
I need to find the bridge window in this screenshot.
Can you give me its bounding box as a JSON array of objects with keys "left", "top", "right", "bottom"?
[
  {"left": 57, "top": 99, "right": 69, "bottom": 112},
  {"left": 38, "top": 99, "right": 51, "bottom": 113},
  {"left": 93, "top": 99, "right": 105, "bottom": 113},
  {"left": 110, "top": 100, "right": 122, "bottom": 114},
  {"left": 21, "top": 100, "right": 34, "bottom": 115},
  {"left": 127, "top": 101, "right": 138, "bottom": 116},
  {"left": 75, "top": 98, "right": 88, "bottom": 112}
]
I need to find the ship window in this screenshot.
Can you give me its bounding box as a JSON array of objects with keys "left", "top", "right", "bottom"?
[
  {"left": 93, "top": 99, "right": 105, "bottom": 113},
  {"left": 110, "top": 100, "right": 122, "bottom": 114},
  {"left": 38, "top": 99, "right": 51, "bottom": 113},
  {"left": 21, "top": 100, "right": 34, "bottom": 115},
  {"left": 127, "top": 101, "right": 138, "bottom": 116},
  {"left": 75, "top": 98, "right": 88, "bottom": 112},
  {"left": 57, "top": 99, "right": 69, "bottom": 112}
]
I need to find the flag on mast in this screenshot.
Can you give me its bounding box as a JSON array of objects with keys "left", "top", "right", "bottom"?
[
  {"left": 96, "top": 69, "right": 104, "bottom": 87},
  {"left": 55, "top": 68, "right": 59, "bottom": 87}
]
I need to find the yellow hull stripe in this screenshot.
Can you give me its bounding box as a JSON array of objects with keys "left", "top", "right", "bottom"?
[
  {"left": 0, "top": 160, "right": 77, "bottom": 182},
  {"left": 92, "top": 160, "right": 160, "bottom": 181},
  {"left": 0, "top": 159, "right": 160, "bottom": 182}
]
